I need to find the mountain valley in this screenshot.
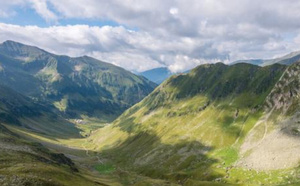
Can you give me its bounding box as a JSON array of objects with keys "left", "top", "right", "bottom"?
[{"left": 2, "top": 41, "right": 300, "bottom": 185}]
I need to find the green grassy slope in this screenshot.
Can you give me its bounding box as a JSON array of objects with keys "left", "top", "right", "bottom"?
[
  {"left": 0, "top": 124, "right": 102, "bottom": 186},
  {"left": 4, "top": 123, "right": 176, "bottom": 186},
  {"left": 0, "top": 40, "right": 156, "bottom": 122},
  {"left": 88, "top": 63, "right": 291, "bottom": 185}
]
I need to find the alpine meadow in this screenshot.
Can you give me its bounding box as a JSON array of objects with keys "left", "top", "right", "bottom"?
[{"left": 1, "top": 1, "right": 300, "bottom": 186}]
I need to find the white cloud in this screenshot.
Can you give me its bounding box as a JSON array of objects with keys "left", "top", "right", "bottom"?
[
  {"left": 0, "top": 23, "right": 235, "bottom": 72},
  {"left": 0, "top": 23, "right": 165, "bottom": 72},
  {"left": 168, "top": 55, "right": 220, "bottom": 73},
  {"left": 29, "top": 0, "right": 58, "bottom": 22},
  {"left": 0, "top": 1, "right": 300, "bottom": 72},
  {"left": 169, "top": 7, "right": 179, "bottom": 15}
]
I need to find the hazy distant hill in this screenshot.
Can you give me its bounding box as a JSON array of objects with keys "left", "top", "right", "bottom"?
[
  {"left": 140, "top": 67, "right": 173, "bottom": 84},
  {"left": 231, "top": 51, "right": 300, "bottom": 66}
]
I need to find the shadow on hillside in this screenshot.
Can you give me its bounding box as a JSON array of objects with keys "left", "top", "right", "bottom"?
[
  {"left": 19, "top": 118, "right": 82, "bottom": 140},
  {"left": 115, "top": 116, "right": 138, "bottom": 134},
  {"left": 219, "top": 114, "right": 246, "bottom": 139},
  {"left": 0, "top": 124, "right": 78, "bottom": 172},
  {"left": 101, "top": 131, "right": 224, "bottom": 184}
]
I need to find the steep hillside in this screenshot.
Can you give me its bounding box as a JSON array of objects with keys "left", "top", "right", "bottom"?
[
  {"left": 87, "top": 63, "right": 295, "bottom": 185},
  {"left": 0, "top": 123, "right": 107, "bottom": 185},
  {"left": 0, "top": 84, "right": 79, "bottom": 137},
  {"left": 0, "top": 84, "right": 124, "bottom": 185},
  {"left": 140, "top": 67, "right": 173, "bottom": 84},
  {"left": 0, "top": 40, "right": 156, "bottom": 121}
]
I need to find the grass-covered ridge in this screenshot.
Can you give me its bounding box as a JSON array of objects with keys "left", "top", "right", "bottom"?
[{"left": 88, "top": 62, "right": 292, "bottom": 185}]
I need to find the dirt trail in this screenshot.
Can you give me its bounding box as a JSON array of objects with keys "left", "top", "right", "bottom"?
[
  {"left": 239, "top": 109, "right": 273, "bottom": 154},
  {"left": 81, "top": 138, "right": 103, "bottom": 164}
]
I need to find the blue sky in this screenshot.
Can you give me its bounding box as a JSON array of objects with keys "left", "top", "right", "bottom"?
[
  {"left": 0, "top": 5, "right": 123, "bottom": 28},
  {"left": 0, "top": 6, "right": 47, "bottom": 26},
  {"left": 0, "top": 0, "right": 300, "bottom": 72}
]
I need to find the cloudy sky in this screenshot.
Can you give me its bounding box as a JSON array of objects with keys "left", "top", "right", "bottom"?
[{"left": 0, "top": 0, "right": 300, "bottom": 72}]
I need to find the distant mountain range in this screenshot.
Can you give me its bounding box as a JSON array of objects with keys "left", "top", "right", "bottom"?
[
  {"left": 0, "top": 40, "right": 156, "bottom": 122},
  {"left": 139, "top": 67, "right": 173, "bottom": 84},
  {"left": 231, "top": 50, "right": 300, "bottom": 66},
  {"left": 141, "top": 50, "right": 300, "bottom": 85}
]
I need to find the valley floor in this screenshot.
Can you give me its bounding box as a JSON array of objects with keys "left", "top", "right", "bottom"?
[
  {"left": 5, "top": 116, "right": 300, "bottom": 186},
  {"left": 4, "top": 124, "right": 174, "bottom": 186}
]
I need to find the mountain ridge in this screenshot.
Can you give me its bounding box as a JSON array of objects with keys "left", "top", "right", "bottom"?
[
  {"left": 88, "top": 62, "right": 292, "bottom": 185},
  {"left": 0, "top": 40, "right": 156, "bottom": 122}
]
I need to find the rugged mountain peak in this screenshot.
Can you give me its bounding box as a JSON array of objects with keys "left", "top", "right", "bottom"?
[
  {"left": 0, "top": 40, "right": 48, "bottom": 62},
  {"left": 1, "top": 40, "right": 40, "bottom": 51},
  {"left": 2, "top": 40, "right": 25, "bottom": 48}
]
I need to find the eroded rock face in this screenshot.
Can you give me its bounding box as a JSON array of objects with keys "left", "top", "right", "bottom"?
[{"left": 265, "top": 61, "right": 300, "bottom": 114}]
